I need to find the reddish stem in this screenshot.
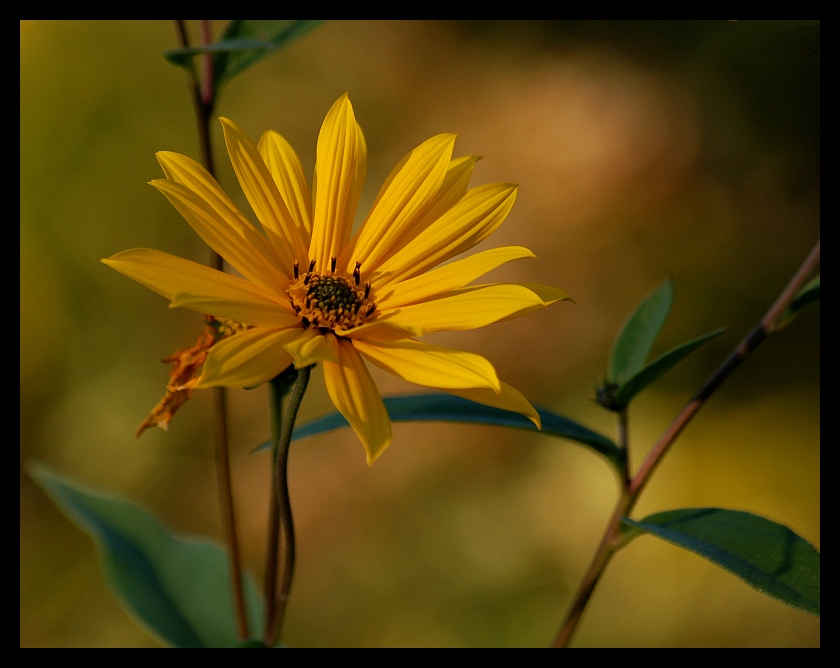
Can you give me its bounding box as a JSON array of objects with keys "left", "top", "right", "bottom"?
[{"left": 552, "top": 239, "right": 819, "bottom": 647}]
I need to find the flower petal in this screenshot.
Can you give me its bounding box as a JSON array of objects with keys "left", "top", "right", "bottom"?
[
  {"left": 102, "top": 248, "right": 280, "bottom": 304},
  {"left": 169, "top": 293, "right": 298, "bottom": 328},
  {"left": 491, "top": 282, "right": 574, "bottom": 321},
  {"left": 257, "top": 130, "right": 313, "bottom": 239},
  {"left": 323, "top": 339, "right": 392, "bottom": 465},
  {"left": 378, "top": 154, "right": 480, "bottom": 261},
  {"left": 511, "top": 283, "right": 574, "bottom": 304},
  {"left": 352, "top": 338, "right": 501, "bottom": 392},
  {"left": 345, "top": 121, "right": 367, "bottom": 242},
  {"left": 380, "top": 284, "right": 550, "bottom": 333},
  {"left": 282, "top": 328, "right": 340, "bottom": 368},
  {"left": 195, "top": 327, "right": 299, "bottom": 389},
  {"left": 444, "top": 382, "right": 541, "bottom": 428},
  {"left": 156, "top": 151, "right": 287, "bottom": 269},
  {"left": 309, "top": 94, "right": 363, "bottom": 272},
  {"left": 377, "top": 246, "right": 535, "bottom": 309},
  {"left": 348, "top": 133, "right": 456, "bottom": 273},
  {"left": 220, "top": 117, "right": 310, "bottom": 270},
  {"left": 372, "top": 183, "right": 517, "bottom": 287},
  {"left": 150, "top": 178, "right": 290, "bottom": 292},
  {"left": 414, "top": 154, "right": 480, "bottom": 222},
  {"left": 156, "top": 151, "right": 246, "bottom": 224}
]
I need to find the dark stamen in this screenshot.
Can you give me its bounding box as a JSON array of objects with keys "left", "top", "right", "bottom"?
[
  {"left": 293, "top": 260, "right": 299, "bottom": 279},
  {"left": 353, "top": 262, "right": 361, "bottom": 286},
  {"left": 366, "top": 303, "right": 377, "bottom": 316},
  {"left": 308, "top": 259, "right": 316, "bottom": 274},
  {"left": 304, "top": 274, "right": 311, "bottom": 285},
  {"left": 330, "top": 256, "right": 337, "bottom": 273},
  {"left": 364, "top": 282, "right": 371, "bottom": 300}
]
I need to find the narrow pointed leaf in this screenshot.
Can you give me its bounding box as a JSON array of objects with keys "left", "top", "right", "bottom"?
[
  {"left": 253, "top": 393, "right": 620, "bottom": 468},
  {"left": 776, "top": 274, "right": 820, "bottom": 331},
  {"left": 163, "top": 38, "right": 275, "bottom": 69},
  {"left": 163, "top": 21, "right": 322, "bottom": 89},
  {"left": 29, "top": 465, "right": 264, "bottom": 647},
  {"left": 621, "top": 508, "right": 820, "bottom": 616},
  {"left": 608, "top": 279, "right": 674, "bottom": 385},
  {"left": 613, "top": 327, "right": 726, "bottom": 408},
  {"left": 214, "top": 20, "right": 321, "bottom": 87}
]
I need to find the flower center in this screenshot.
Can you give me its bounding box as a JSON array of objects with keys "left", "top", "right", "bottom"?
[{"left": 287, "top": 259, "right": 377, "bottom": 331}]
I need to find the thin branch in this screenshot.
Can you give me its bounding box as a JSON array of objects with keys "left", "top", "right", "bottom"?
[
  {"left": 173, "top": 19, "right": 248, "bottom": 642},
  {"left": 629, "top": 239, "right": 820, "bottom": 498},
  {"left": 174, "top": 20, "right": 216, "bottom": 191},
  {"left": 199, "top": 20, "right": 215, "bottom": 109},
  {"left": 552, "top": 239, "right": 820, "bottom": 648}
]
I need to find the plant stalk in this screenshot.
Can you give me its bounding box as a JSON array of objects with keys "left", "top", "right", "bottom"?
[
  {"left": 264, "top": 365, "right": 312, "bottom": 647},
  {"left": 174, "top": 19, "right": 249, "bottom": 642},
  {"left": 552, "top": 239, "right": 820, "bottom": 647}
]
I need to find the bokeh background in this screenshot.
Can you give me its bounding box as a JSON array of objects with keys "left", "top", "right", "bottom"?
[{"left": 20, "top": 20, "right": 820, "bottom": 647}]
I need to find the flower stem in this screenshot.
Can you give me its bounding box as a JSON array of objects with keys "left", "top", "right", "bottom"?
[
  {"left": 174, "top": 21, "right": 216, "bottom": 182},
  {"left": 264, "top": 365, "right": 312, "bottom": 647},
  {"left": 212, "top": 387, "right": 249, "bottom": 641},
  {"left": 174, "top": 20, "right": 249, "bottom": 642},
  {"left": 552, "top": 239, "right": 820, "bottom": 648}
]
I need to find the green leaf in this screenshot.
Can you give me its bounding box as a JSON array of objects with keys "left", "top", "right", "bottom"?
[
  {"left": 164, "top": 21, "right": 322, "bottom": 89},
  {"left": 621, "top": 508, "right": 820, "bottom": 616},
  {"left": 213, "top": 20, "right": 321, "bottom": 88},
  {"left": 776, "top": 274, "right": 820, "bottom": 331},
  {"left": 28, "top": 465, "right": 264, "bottom": 647},
  {"left": 608, "top": 279, "right": 674, "bottom": 385},
  {"left": 163, "top": 38, "right": 277, "bottom": 69},
  {"left": 612, "top": 328, "right": 726, "bottom": 408},
  {"left": 253, "top": 394, "right": 621, "bottom": 468}
]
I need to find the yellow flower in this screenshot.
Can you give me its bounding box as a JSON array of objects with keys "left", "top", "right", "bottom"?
[{"left": 103, "top": 94, "right": 570, "bottom": 463}]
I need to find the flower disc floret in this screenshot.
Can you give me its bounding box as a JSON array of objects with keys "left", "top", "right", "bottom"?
[{"left": 287, "top": 260, "right": 376, "bottom": 331}]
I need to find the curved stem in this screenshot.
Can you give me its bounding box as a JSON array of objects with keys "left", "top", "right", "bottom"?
[
  {"left": 262, "top": 378, "right": 285, "bottom": 643},
  {"left": 264, "top": 365, "right": 312, "bottom": 647},
  {"left": 552, "top": 239, "right": 820, "bottom": 647},
  {"left": 173, "top": 20, "right": 248, "bottom": 642},
  {"left": 551, "top": 495, "right": 631, "bottom": 648}
]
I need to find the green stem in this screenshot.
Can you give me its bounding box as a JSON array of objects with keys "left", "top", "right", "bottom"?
[
  {"left": 264, "top": 366, "right": 312, "bottom": 647},
  {"left": 173, "top": 20, "right": 248, "bottom": 642},
  {"left": 551, "top": 239, "right": 820, "bottom": 648},
  {"left": 262, "top": 366, "right": 297, "bottom": 644},
  {"left": 262, "top": 379, "right": 284, "bottom": 644}
]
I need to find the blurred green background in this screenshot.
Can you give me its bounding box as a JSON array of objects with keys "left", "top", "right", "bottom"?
[{"left": 20, "top": 20, "right": 819, "bottom": 647}]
